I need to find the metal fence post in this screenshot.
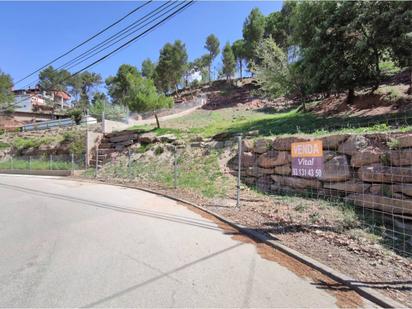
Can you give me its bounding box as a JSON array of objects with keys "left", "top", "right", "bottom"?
[
  {"left": 102, "top": 111, "right": 105, "bottom": 133},
  {"left": 173, "top": 146, "right": 177, "bottom": 189},
  {"left": 236, "top": 134, "right": 242, "bottom": 208},
  {"left": 10, "top": 156, "right": 13, "bottom": 170},
  {"left": 49, "top": 154, "right": 53, "bottom": 170},
  {"left": 127, "top": 148, "right": 131, "bottom": 179},
  {"left": 95, "top": 146, "right": 99, "bottom": 178},
  {"left": 29, "top": 156, "right": 32, "bottom": 171},
  {"left": 71, "top": 153, "right": 74, "bottom": 172}
]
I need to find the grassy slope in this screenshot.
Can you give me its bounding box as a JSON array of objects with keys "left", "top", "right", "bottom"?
[{"left": 130, "top": 106, "right": 412, "bottom": 139}]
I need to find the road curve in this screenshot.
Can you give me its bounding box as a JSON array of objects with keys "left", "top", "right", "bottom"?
[{"left": 0, "top": 175, "right": 375, "bottom": 308}]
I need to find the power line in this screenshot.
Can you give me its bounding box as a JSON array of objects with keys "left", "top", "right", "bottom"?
[
  {"left": 7, "top": 1, "right": 195, "bottom": 112},
  {"left": 14, "top": 1, "right": 153, "bottom": 86},
  {"left": 19, "top": 1, "right": 176, "bottom": 90},
  {"left": 59, "top": 1, "right": 178, "bottom": 72},
  {"left": 71, "top": 1, "right": 194, "bottom": 78}
]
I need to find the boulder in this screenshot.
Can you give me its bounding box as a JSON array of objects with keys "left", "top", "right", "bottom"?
[
  {"left": 190, "top": 136, "right": 204, "bottom": 142},
  {"left": 139, "top": 132, "right": 159, "bottom": 144},
  {"left": 323, "top": 180, "right": 370, "bottom": 193},
  {"left": 240, "top": 152, "right": 257, "bottom": 168},
  {"left": 271, "top": 175, "right": 322, "bottom": 189},
  {"left": 159, "top": 134, "right": 177, "bottom": 143},
  {"left": 209, "top": 141, "right": 225, "bottom": 149},
  {"left": 256, "top": 176, "right": 273, "bottom": 193},
  {"left": 245, "top": 130, "right": 259, "bottom": 137},
  {"left": 369, "top": 184, "right": 387, "bottom": 195},
  {"left": 358, "top": 164, "right": 412, "bottom": 183},
  {"left": 241, "top": 167, "right": 273, "bottom": 177},
  {"left": 274, "top": 164, "right": 291, "bottom": 175},
  {"left": 321, "top": 134, "right": 350, "bottom": 150},
  {"left": 392, "top": 184, "right": 412, "bottom": 197},
  {"left": 172, "top": 139, "right": 185, "bottom": 146},
  {"left": 389, "top": 149, "right": 412, "bottom": 166},
  {"left": 257, "top": 151, "right": 290, "bottom": 168},
  {"left": 242, "top": 139, "right": 254, "bottom": 152},
  {"left": 110, "top": 133, "right": 137, "bottom": 143},
  {"left": 319, "top": 155, "right": 351, "bottom": 182},
  {"left": 243, "top": 177, "right": 256, "bottom": 185},
  {"left": 272, "top": 137, "right": 308, "bottom": 151},
  {"left": 350, "top": 147, "right": 383, "bottom": 167},
  {"left": 254, "top": 139, "right": 271, "bottom": 153},
  {"left": 224, "top": 140, "right": 235, "bottom": 147},
  {"left": 191, "top": 142, "right": 206, "bottom": 148},
  {"left": 345, "top": 193, "right": 412, "bottom": 216},
  {"left": 338, "top": 135, "right": 369, "bottom": 156},
  {"left": 212, "top": 132, "right": 233, "bottom": 141},
  {"left": 391, "top": 134, "right": 412, "bottom": 148}
]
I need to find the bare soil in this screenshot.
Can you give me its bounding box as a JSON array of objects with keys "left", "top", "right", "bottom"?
[{"left": 309, "top": 84, "right": 412, "bottom": 118}]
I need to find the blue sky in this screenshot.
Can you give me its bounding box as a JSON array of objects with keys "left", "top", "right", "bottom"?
[{"left": 0, "top": 1, "right": 282, "bottom": 88}]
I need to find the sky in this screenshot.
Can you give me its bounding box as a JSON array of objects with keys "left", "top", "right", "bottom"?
[{"left": 0, "top": 1, "right": 282, "bottom": 89}]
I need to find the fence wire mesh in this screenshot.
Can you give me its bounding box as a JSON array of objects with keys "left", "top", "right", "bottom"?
[
  {"left": 0, "top": 154, "right": 86, "bottom": 171},
  {"left": 90, "top": 120, "right": 412, "bottom": 258}
]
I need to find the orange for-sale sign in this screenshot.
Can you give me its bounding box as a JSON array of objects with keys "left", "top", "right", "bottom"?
[
  {"left": 291, "top": 140, "right": 323, "bottom": 158},
  {"left": 291, "top": 140, "right": 324, "bottom": 178}
]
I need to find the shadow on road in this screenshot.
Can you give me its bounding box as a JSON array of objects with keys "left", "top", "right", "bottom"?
[
  {"left": 0, "top": 182, "right": 223, "bottom": 232},
  {"left": 81, "top": 243, "right": 244, "bottom": 307}
]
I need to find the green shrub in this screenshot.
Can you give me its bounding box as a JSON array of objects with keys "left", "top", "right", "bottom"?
[
  {"left": 0, "top": 141, "right": 9, "bottom": 149},
  {"left": 67, "top": 108, "right": 83, "bottom": 125}
]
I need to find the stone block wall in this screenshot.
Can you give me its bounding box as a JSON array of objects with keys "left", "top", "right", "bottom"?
[{"left": 229, "top": 132, "right": 412, "bottom": 218}]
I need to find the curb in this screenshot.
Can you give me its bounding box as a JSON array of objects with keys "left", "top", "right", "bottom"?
[
  {"left": 0, "top": 169, "right": 72, "bottom": 177},
  {"left": 72, "top": 177, "right": 405, "bottom": 308}
]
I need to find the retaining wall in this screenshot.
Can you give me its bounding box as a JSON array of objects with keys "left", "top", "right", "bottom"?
[{"left": 229, "top": 132, "right": 412, "bottom": 218}]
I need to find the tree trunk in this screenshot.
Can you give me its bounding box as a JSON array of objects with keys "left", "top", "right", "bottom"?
[
  {"left": 209, "top": 64, "right": 212, "bottom": 84},
  {"left": 371, "top": 48, "right": 381, "bottom": 94},
  {"left": 408, "top": 67, "right": 412, "bottom": 95},
  {"left": 154, "top": 113, "right": 160, "bottom": 129},
  {"left": 239, "top": 60, "right": 243, "bottom": 80},
  {"left": 347, "top": 88, "right": 355, "bottom": 104}
]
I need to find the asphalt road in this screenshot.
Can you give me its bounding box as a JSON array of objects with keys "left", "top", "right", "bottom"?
[{"left": 0, "top": 175, "right": 375, "bottom": 307}]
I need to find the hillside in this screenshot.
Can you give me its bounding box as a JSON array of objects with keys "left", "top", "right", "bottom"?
[{"left": 136, "top": 71, "right": 412, "bottom": 140}]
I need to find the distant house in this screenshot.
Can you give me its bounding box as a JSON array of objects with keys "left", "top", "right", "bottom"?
[{"left": 13, "top": 88, "right": 71, "bottom": 112}]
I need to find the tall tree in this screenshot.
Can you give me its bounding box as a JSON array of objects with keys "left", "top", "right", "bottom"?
[
  {"left": 242, "top": 8, "right": 266, "bottom": 64},
  {"left": 67, "top": 71, "right": 101, "bottom": 111},
  {"left": 265, "top": 1, "right": 298, "bottom": 49},
  {"left": 222, "top": 42, "right": 236, "bottom": 82},
  {"left": 106, "top": 64, "right": 140, "bottom": 105},
  {"left": 0, "top": 70, "right": 14, "bottom": 112},
  {"left": 126, "top": 72, "right": 173, "bottom": 128},
  {"left": 38, "top": 66, "right": 70, "bottom": 92},
  {"left": 204, "top": 34, "right": 220, "bottom": 83},
  {"left": 141, "top": 58, "right": 156, "bottom": 80},
  {"left": 291, "top": 2, "right": 381, "bottom": 102},
  {"left": 251, "top": 37, "right": 289, "bottom": 99},
  {"left": 383, "top": 2, "right": 412, "bottom": 94},
  {"left": 232, "top": 39, "right": 246, "bottom": 79},
  {"left": 155, "top": 40, "right": 188, "bottom": 93}
]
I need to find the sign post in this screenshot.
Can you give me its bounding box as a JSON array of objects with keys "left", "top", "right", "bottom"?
[{"left": 291, "top": 140, "right": 323, "bottom": 178}]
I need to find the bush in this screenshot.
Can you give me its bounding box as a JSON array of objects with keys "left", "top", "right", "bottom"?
[{"left": 67, "top": 108, "right": 83, "bottom": 125}]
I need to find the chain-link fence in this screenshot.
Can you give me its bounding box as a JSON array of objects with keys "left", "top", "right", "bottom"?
[
  {"left": 234, "top": 128, "right": 412, "bottom": 258},
  {"left": 0, "top": 154, "right": 86, "bottom": 171},
  {"left": 91, "top": 128, "right": 412, "bottom": 258}
]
